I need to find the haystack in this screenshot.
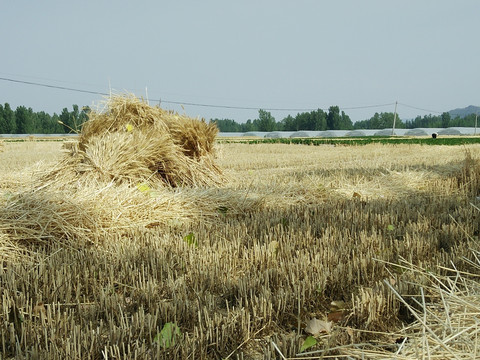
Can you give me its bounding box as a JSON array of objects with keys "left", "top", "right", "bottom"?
[
  {"left": 53, "top": 94, "right": 223, "bottom": 188},
  {"left": 0, "top": 94, "right": 261, "bottom": 256}
]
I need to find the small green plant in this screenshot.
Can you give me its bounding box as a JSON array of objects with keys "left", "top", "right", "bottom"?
[
  {"left": 300, "top": 335, "right": 317, "bottom": 352},
  {"left": 183, "top": 232, "right": 198, "bottom": 247},
  {"left": 154, "top": 322, "right": 181, "bottom": 349}
]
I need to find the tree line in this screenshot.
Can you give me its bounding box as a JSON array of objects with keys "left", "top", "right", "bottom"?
[
  {"left": 0, "top": 102, "right": 477, "bottom": 134},
  {"left": 211, "top": 106, "right": 354, "bottom": 132},
  {"left": 0, "top": 103, "right": 89, "bottom": 134},
  {"left": 354, "top": 111, "right": 478, "bottom": 129},
  {"left": 405, "top": 112, "right": 478, "bottom": 129},
  {"left": 212, "top": 109, "right": 478, "bottom": 132}
]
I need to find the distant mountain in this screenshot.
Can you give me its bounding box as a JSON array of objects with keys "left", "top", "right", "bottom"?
[{"left": 448, "top": 105, "right": 480, "bottom": 118}]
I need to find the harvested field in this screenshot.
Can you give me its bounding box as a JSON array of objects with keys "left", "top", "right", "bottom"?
[{"left": 1, "top": 116, "right": 480, "bottom": 358}]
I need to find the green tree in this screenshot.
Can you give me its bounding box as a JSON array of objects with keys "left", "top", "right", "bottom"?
[
  {"left": 0, "top": 104, "right": 5, "bottom": 133},
  {"left": 339, "top": 111, "right": 353, "bottom": 130},
  {"left": 380, "top": 112, "right": 400, "bottom": 129},
  {"left": 79, "top": 106, "right": 90, "bottom": 130},
  {"left": 406, "top": 114, "right": 443, "bottom": 128},
  {"left": 256, "top": 109, "right": 276, "bottom": 131},
  {"left": 460, "top": 113, "right": 477, "bottom": 127},
  {"left": 370, "top": 113, "right": 381, "bottom": 128},
  {"left": 35, "top": 111, "right": 53, "bottom": 133},
  {"left": 312, "top": 109, "right": 327, "bottom": 130},
  {"left": 59, "top": 107, "right": 73, "bottom": 133},
  {"left": 252, "top": 118, "right": 261, "bottom": 131},
  {"left": 327, "top": 106, "right": 341, "bottom": 130},
  {"left": 71, "top": 104, "right": 80, "bottom": 131},
  {"left": 360, "top": 112, "right": 404, "bottom": 129},
  {"left": 15, "top": 106, "right": 31, "bottom": 134},
  {"left": 3, "top": 103, "right": 16, "bottom": 133},
  {"left": 275, "top": 120, "right": 284, "bottom": 131},
  {"left": 441, "top": 112, "right": 451, "bottom": 128},
  {"left": 390, "top": 113, "right": 406, "bottom": 129},
  {"left": 210, "top": 118, "right": 241, "bottom": 132},
  {"left": 405, "top": 116, "right": 420, "bottom": 129},
  {"left": 57, "top": 105, "right": 86, "bottom": 133},
  {"left": 353, "top": 118, "right": 370, "bottom": 129},
  {"left": 26, "top": 107, "right": 38, "bottom": 133},
  {"left": 296, "top": 112, "right": 311, "bottom": 130},
  {"left": 241, "top": 119, "right": 255, "bottom": 132},
  {"left": 280, "top": 115, "right": 297, "bottom": 131},
  {"left": 51, "top": 114, "right": 64, "bottom": 133}
]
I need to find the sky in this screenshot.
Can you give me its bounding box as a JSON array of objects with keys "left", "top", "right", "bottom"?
[{"left": 1, "top": 1, "right": 479, "bottom": 124}]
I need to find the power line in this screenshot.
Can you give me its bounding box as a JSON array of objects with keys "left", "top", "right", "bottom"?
[
  {"left": 0, "top": 77, "right": 109, "bottom": 97},
  {"left": 341, "top": 103, "right": 395, "bottom": 110},
  {"left": 159, "top": 98, "right": 319, "bottom": 112},
  {"left": 397, "top": 102, "right": 442, "bottom": 114},
  {"left": 0, "top": 76, "right": 404, "bottom": 113}
]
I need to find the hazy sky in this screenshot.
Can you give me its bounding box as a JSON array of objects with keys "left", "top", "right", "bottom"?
[{"left": 1, "top": 1, "right": 479, "bottom": 123}]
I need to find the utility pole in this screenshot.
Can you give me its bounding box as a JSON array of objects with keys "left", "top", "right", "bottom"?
[
  {"left": 391, "top": 101, "right": 398, "bottom": 136},
  {"left": 475, "top": 111, "right": 478, "bottom": 135}
]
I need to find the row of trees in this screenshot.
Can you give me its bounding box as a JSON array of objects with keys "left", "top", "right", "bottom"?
[
  {"left": 353, "top": 112, "right": 405, "bottom": 129},
  {"left": 0, "top": 103, "right": 88, "bottom": 134},
  {"left": 213, "top": 109, "right": 478, "bottom": 133},
  {"left": 0, "top": 102, "right": 477, "bottom": 134},
  {"left": 212, "top": 106, "right": 354, "bottom": 132},
  {"left": 354, "top": 111, "right": 478, "bottom": 129},
  {"left": 404, "top": 112, "right": 478, "bottom": 129}
]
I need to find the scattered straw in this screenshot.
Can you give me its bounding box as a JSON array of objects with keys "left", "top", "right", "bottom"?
[
  {"left": 341, "top": 252, "right": 480, "bottom": 359},
  {"left": 0, "top": 181, "right": 261, "bottom": 251}
]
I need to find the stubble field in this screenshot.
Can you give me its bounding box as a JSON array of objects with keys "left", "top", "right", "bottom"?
[{"left": 1, "top": 139, "right": 480, "bottom": 359}]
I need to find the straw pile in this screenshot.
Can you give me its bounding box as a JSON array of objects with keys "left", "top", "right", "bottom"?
[
  {"left": 51, "top": 93, "right": 222, "bottom": 188},
  {"left": 0, "top": 94, "right": 258, "bottom": 254}
]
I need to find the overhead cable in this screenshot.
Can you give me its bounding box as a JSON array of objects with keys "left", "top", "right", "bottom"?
[
  {"left": 0, "top": 76, "right": 441, "bottom": 114},
  {"left": 398, "top": 102, "right": 442, "bottom": 114}
]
